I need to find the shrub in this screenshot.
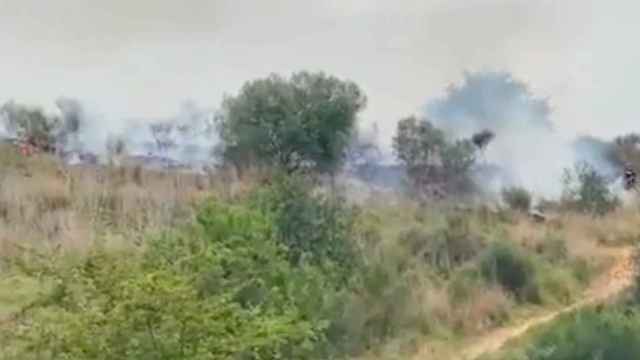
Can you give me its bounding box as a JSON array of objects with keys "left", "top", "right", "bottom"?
[
  {"left": 561, "top": 161, "right": 620, "bottom": 216},
  {"left": 441, "top": 214, "right": 485, "bottom": 265},
  {"left": 480, "top": 241, "right": 540, "bottom": 303},
  {"left": 329, "top": 253, "right": 433, "bottom": 355},
  {"left": 250, "top": 174, "right": 359, "bottom": 274},
  {"left": 508, "top": 308, "right": 640, "bottom": 360},
  {"left": 447, "top": 269, "right": 514, "bottom": 335},
  {"left": 501, "top": 186, "right": 532, "bottom": 212},
  {"left": 392, "top": 116, "right": 478, "bottom": 197},
  {"left": 3, "top": 200, "right": 340, "bottom": 359},
  {"left": 0, "top": 102, "right": 60, "bottom": 152},
  {"left": 398, "top": 213, "right": 484, "bottom": 274},
  {"left": 537, "top": 266, "right": 579, "bottom": 305}
]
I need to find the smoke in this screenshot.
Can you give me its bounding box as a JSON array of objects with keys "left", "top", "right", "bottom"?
[
  {"left": 0, "top": 98, "right": 221, "bottom": 170},
  {"left": 59, "top": 100, "right": 220, "bottom": 169},
  {"left": 117, "top": 101, "right": 220, "bottom": 169},
  {"left": 0, "top": 71, "right": 627, "bottom": 200},
  {"left": 424, "top": 71, "right": 616, "bottom": 200}
]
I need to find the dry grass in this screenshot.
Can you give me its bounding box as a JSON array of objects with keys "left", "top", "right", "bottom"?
[
  {"left": 505, "top": 209, "right": 640, "bottom": 262},
  {"left": 453, "top": 286, "right": 515, "bottom": 335},
  {"left": 1, "top": 144, "right": 638, "bottom": 359},
  {"left": 0, "top": 145, "right": 247, "bottom": 257},
  {"left": 358, "top": 197, "right": 637, "bottom": 359}
]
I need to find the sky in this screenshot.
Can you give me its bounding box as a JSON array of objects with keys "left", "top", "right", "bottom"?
[{"left": 0, "top": 0, "right": 637, "bottom": 150}]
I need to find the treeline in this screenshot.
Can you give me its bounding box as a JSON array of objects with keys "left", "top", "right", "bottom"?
[{"left": 3, "top": 71, "right": 640, "bottom": 207}]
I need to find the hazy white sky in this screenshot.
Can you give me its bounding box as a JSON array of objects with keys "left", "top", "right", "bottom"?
[{"left": 0, "top": 0, "right": 636, "bottom": 147}]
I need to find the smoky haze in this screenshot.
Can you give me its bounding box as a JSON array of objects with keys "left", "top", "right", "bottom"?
[
  {"left": 0, "top": 0, "right": 637, "bottom": 199},
  {"left": 423, "top": 72, "right": 619, "bottom": 200},
  {"left": 59, "top": 100, "right": 220, "bottom": 169}
]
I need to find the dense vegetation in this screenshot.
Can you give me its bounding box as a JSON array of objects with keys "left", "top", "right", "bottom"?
[
  {"left": 484, "top": 270, "right": 640, "bottom": 360},
  {"left": 0, "top": 155, "right": 618, "bottom": 359},
  {"left": 217, "top": 71, "right": 367, "bottom": 176},
  {"left": 0, "top": 70, "right": 638, "bottom": 359},
  {"left": 486, "top": 307, "right": 640, "bottom": 360}
]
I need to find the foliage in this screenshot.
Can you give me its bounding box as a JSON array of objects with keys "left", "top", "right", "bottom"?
[
  {"left": 250, "top": 174, "right": 360, "bottom": 274},
  {"left": 480, "top": 241, "right": 540, "bottom": 303},
  {"left": 472, "top": 129, "right": 496, "bottom": 150},
  {"left": 392, "top": 116, "right": 477, "bottom": 196},
  {"left": 0, "top": 99, "right": 87, "bottom": 153},
  {"left": 0, "top": 102, "right": 60, "bottom": 151},
  {"left": 561, "top": 161, "right": 620, "bottom": 216},
  {"left": 495, "top": 308, "right": 640, "bottom": 360},
  {"left": 441, "top": 138, "right": 477, "bottom": 175},
  {"left": 501, "top": 186, "right": 532, "bottom": 212},
  {"left": 398, "top": 213, "right": 484, "bottom": 274},
  {"left": 328, "top": 258, "right": 432, "bottom": 355},
  {"left": 613, "top": 132, "right": 640, "bottom": 170},
  {"left": 218, "top": 71, "right": 367, "bottom": 175},
  {"left": 393, "top": 116, "right": 447, "bottom": 171},
  {"left": 2, "top": 201, "right": 341, "bottom": 359}
]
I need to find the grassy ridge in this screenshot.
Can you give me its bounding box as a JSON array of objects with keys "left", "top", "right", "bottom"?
[{"left": 0, "top": 147, "right": 638, "bottom": 359}]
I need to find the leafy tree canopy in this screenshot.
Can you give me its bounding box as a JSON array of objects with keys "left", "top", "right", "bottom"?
[
  {"left": 218, "top": 71, "right": 367, "bottom": 175},
  {"left": 392, "top": 116, "right": 477, "bottom": 196}
]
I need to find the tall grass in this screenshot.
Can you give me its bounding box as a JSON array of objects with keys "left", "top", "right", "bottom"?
[
  {"left": 0, "top": 146, "right": 634, "bottom": 359},
  {"left": 0, "top": 145, "right": 238, "bottom": 257}
]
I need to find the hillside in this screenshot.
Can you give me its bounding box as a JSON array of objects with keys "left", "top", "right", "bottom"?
[{"left": 0, "top": 146, "right": 638, "bottom": 359}]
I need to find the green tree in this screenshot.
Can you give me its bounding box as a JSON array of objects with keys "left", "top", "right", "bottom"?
[
  {"left": 392, "top": 116, "right": 477, "bottom": 196},
  {"left": 218, "top": 71, "right": 367, "bottom": 175},
  {"left": 0, "top": 101, "right": 60, "bottom": 151},
  {"left": 393, "top": 116, "right": 447, "bottom": 172},
  {"left": 561, "top": 161, "right": 620, "bottom": 216},
  {"left": 4, "top": 200, "right": 339, "bottom": 359},
  {"left": 613, "top": 132, "right": 640, "bottom": 170},
  {"left": 498, "top": 308, "right": 640, "bottom": 360}
]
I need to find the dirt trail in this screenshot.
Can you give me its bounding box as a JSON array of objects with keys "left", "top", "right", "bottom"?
[{"left": 415, "top": 246, "right": 637, "bottom": 360}]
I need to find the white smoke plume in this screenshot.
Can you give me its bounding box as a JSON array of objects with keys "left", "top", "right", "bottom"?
[
  {"left": 0, "top": 99, "right": 221, "bottom": 170},
  {"left": 117, "top": 101, "right": 220, "bottom": 169},
  {"left": 423, "top": 71, "right": 616, "bottom": 200}
]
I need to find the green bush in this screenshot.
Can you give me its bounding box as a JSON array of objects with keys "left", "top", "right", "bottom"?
[
  {"left": 502, "top": 308, "right": 640, "bottom": 360},
  {"left": 561, "top": 161, "right": 620, "bottom": 216},
  {"left": 398, "top": 214, "right": 484, "bottom": 274},
  {"left": 250, "top": 174, "right": 359, "bottom": 274},
  {"left": 480, "top": 241, "right": 540, "bottom": 303},
  {"left": 441, "top": 214, "right": 485, "bottom": 265},
  {"left": 2, "top": 200, "right": 342, "bottom": 359},
  {"left": 501, "top": 187, "right": 532, "bottom": 212},
  {"left": 328, "top": 252, "right": 434, "bottom": 355},
  {"left": 537, "top": 266, "right": 579, "bottom": 305}
]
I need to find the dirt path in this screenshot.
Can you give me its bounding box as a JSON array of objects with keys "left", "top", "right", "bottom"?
[{"left": 415, "top": 246, "right": 637, "bottom": 360}]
